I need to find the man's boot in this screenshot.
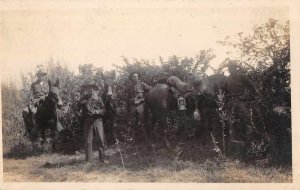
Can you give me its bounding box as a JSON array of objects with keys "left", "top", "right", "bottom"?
[{"left": 99, "top": 147, "right": 108, "bottom": 163}]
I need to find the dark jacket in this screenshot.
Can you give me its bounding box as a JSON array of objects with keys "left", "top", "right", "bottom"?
[
  {"left": 77, "top": 94, "right": 105, "bottom": 120},
  {"left": 127, "top": 81, "right": 151, "bottom": 105}
]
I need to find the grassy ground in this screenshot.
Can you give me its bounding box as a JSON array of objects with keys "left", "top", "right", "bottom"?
[{"left": 3, "top": 140, "right": 292, "bottom": 182}]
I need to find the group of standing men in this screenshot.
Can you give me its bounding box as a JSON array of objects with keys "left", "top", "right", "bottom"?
[{"left": 24, "top": 61, "right": 257, "bottom": 162}]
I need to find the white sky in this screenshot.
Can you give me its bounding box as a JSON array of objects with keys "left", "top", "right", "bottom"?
[{"left": 0, "top": 1, "right": 289, "bottom": 85}]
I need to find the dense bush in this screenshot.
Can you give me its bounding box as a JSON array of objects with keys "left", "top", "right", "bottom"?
[
  {"left": 2, "top": 82, "right": 31, "bottom": 155},
  {"left": 2, "top": 19, "right": 291, "bottom": 165},
  {"left": 218, "top": 19, "right": 291, "bottom": 164}
]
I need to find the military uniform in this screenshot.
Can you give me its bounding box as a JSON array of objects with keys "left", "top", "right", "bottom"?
[
  {"left": 28, "top": 80, "right": 50, "bottom": 112},
  {"left": 22, "top": 67, "right": 49, "bottom": 136},
  {"left": 76, "top": 82, "right": 107, "bottom": 162},
  {"left": 127, "top": 80, "right": 151, "bottom": 141}
]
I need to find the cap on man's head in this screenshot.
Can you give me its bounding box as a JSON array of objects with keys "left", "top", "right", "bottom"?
[
  {"left": 82, "top": 80, "right": 99, "bottom": 90},
  {"left": 36, "top": 66, "right": 47, "bottom": 77},
  {"left": 129, "top": 71, "right": 141, "bottom": 81}
]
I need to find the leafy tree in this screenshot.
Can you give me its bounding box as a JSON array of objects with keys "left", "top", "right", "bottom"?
[
  {"left": 218, "top": 19, "right": 289, "bottom": 71},
  {"left": 218, "top": 19, "right": 291, "bottom": 164}
]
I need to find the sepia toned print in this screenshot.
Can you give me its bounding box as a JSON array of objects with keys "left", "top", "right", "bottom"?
[{"left": 1, "top": 0, "right": 299, "bottom": 187}]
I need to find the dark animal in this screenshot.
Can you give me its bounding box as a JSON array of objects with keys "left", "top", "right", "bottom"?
[
  {"left": 100, "top": 71, "right": 117, "bottom": 145},
  {"left": 195, "top": 74, "right": 227, "bottom": 144},
  {"left": 23, "top": 79, "right": 63, "bottom": 151},
  {"left": 144, "top": 76, "right": 202, "bottom": 149}
]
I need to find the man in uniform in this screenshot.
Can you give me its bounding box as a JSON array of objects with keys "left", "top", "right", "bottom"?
[
  {"left": 75, "top": 81, "right": 107, "bottom": 163},
  {"left": 224, "top": 61, "right": 258, "bottom": 157},
  {"left": 23, "top": 66, "right": 49, "bottom": 136},
  {"left": 127, "top": 72, "right": 152, "bottom": 142}
]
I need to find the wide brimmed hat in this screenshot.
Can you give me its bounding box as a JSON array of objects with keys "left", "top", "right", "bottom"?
[
  {"left": 82, "top": 81, "right": 99, "bottom": 90},
  {"left": 36, "top": 68, "right": 47, "bottom": 76},
  {"left": 128, "top": 71, "right": 141, "bottom": 81}
]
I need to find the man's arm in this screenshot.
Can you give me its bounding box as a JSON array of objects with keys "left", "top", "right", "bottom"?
[
  {"left": 95, "top": 98, "right": 106, "bottom": 116},
  {"left": 141, "top": 82, "right": 152, "bottom": 91},
  {"left": 85, "top": 97, "right": 106, "bottom": 116}
]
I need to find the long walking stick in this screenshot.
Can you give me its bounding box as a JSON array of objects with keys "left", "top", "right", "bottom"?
[
  {"left": 115, "top": 135, "right": 126, "bottom": 171},
  {"left": 135, "top": 144, "right": 143, "bottom": 161}
]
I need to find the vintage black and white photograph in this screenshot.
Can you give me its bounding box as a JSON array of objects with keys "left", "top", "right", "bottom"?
[{"left": 0, "top": 0, "right": 298, "bottom": 186}]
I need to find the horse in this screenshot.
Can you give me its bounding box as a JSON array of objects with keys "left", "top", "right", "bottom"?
[
  {"left": 195, "top": 74, "right": 227, "bottom": 145},
  {"left": 23, "top": 79, "right": 63, "bottom": 151},
  {"left": 144, "top": 76, "right": 203, "bottom": 149},
  {"left": 100, "top": 70, "right": 117, "bottom": 145}
]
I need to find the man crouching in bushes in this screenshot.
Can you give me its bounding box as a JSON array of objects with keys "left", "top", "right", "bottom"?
[{"left": 75, "top": 81, "right": 107, "bottom": 163}]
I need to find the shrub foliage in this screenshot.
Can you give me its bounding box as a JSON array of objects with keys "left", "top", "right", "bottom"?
[{"left": 2, "top": 19, "right": 291, "bottom": 165}]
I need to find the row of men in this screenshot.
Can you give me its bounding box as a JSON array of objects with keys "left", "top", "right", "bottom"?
[{"left": 24, "top": 62, "right": 257, "bottom": 162}]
